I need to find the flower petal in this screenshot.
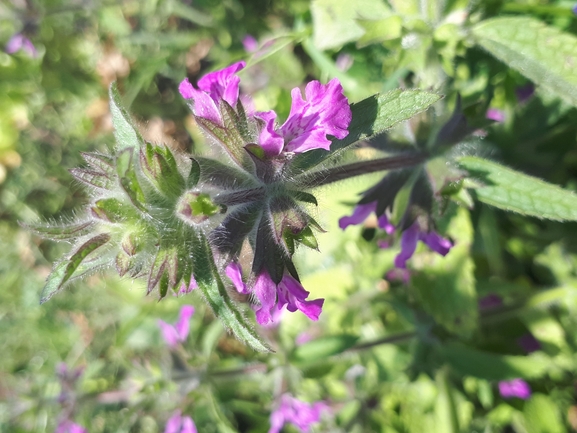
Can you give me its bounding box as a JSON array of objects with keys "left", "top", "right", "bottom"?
[
  {"left": 158, "top": 320, "right": 180, "bottom": 348},
  {"left": 421, "top": 231, "right": 453, "bottom": 256},
  {"left": 197, "top": 61, "right": 245, "bottom": 107},
  {"left": 394, "top": 223, "right": 419, "bottom": 269},
  {"left": 225, "top": 262, "right": 249, "bottom": 294},
  {"left": 338, "top": 202, "right": 376, "bottom": 230},
  {"left": 253, "top": 271, "right": 278, "bottom": 325},
  {"left": 281, "top": 78, "right": 351, "bottom": 153},
  {"left": 174, "top": 305, "right": 195, "bottom": 341},
  {"left": 181, "top": 416, "right": 198, "bottom": 433},
  {"left": 255, "top": 111, "right": 284, "bottom": 157}
]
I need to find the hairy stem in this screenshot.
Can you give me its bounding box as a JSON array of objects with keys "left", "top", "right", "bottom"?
[{"left": 297, "top": 152, "right": 427, "bottom": 188}]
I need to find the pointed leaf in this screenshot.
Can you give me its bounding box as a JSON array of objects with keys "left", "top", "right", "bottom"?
[
  {"left": 91, "top": 198, "right": 140, "bottom": 223},
  {"left": 148, "top": 247, "right": 178, "bottom": 296},
  {"left": 70, "top": 168, "right": 114, "bottom": 190},
  {"left": 40, "top": 233, "right": 111, "bottom": 303},
  {"left": 473, "top": 17, "right": 577, "bottom": 106},
  {"left": 188, "top": 158, "right": 201, "bottom": 188},
  {"left": 459, "top": 156, "right": 577, "bottom": 221},
  {"left": 22, "top": 220, "right": 95, "bottom": 241},
  {"left": 80, "top": 152, "right": 115, "bottom": 176},
  {"left": 109, "top": 82, "right": 143, "bottom": 151}
]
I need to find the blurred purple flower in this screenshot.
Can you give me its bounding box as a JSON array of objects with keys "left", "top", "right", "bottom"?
[
  {"left": 55, "top": 421, "right": 87, "bottom": 433},
  {"left": 517, "top": 333, "right": 541, "bottom": 353},
  {"left": 158, "top": 305, "right": 195, "bottom": 348},
  {"left": 269, "top": 394, "right": 328, "bottom": 433},
  {"left": 178, "top": 277, "right": 198, "bottom": 295},
  {"left": 242, "top": 34, "right": 258, "bottom": 53},
  {"left": 498, "top": 379, "right": 531, "bottom": 400},
  {"left": 164, "top": 411, "right": 197, "bottom": 433},
  {"left": 257, "top": 78, "right": 352, "bottom": 156},
  {"left": 486, "top": 108, "right": 505, "bottom": 123},
  {"left": 394, "top": 222, "right": 453, "bottom": 269},
  {"left": 179, "top": 61, "right": 246, "bottom": 124},
  {"left": 478, "top": 293, "right": 503, "bottom": 310},
  {"left": 516, "top": 83, "right": 534, "bottom": 104},
  {"left": 295, "top": 331, "right": 314, "bottom": 346},
  {"left": 339, "top": 201, "right": 394, "bottom": 233},
  {"left": 335, "top": 53, "right": 354, "bottom": 72},
  {"left": 385, "top": 267, "right": 411, "bottom": 284},
  {"left": 5, "top": 33, "right": 37, "bottom": 57},
  {"left": 573, "top": 4, "right": 577, "bottom": 15}
]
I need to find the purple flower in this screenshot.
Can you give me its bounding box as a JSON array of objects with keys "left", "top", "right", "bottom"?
[
  {"left": 516, "top": 83, "right": 534, "bottom": 104},
  {"left": 573, "top": 4, "right": 577, "bottom": 15},
  {"left": 157, "top": 305, "right": 195, "bottom": 348},
  {"left": 242, "top": 34, "right": 258, "bottom": 53},
  {"left": 55, "top": 421, "right": 87, "bottom": 433},
  {"left": 5, "top": 33, "right": 37, "bottom": 57},
  {"left": 486, "top": 108, "right": 505, "bottom": 123},
  {"left": 178, "top": 277, "right": 198, "bottom": 295},
  {"left": 478, "top": 293, "right": 503, "bottom": 310},
  {"left": 179, "top": 61, "right": 245, "bottom": 124},
  {"left": 269, "top": 394, "right": 328, "bottom": 433},
  {"left": 394, "top": 222, "right": 452, "bottom": 269},
  {"left": 164, "top": 411, "right": 197, "bottom": 433},
  {"left": 517, "top": 333, "right": 541, "bottom": 354},
  {"left": 254, "top": 271, "right": 324, "bottom": 325},
  {"left": 338, "top": 201, "right": 394, "bottom": 233},
  {"left": 498, "top": 379, "right": 531, "bottom": 400},
  {"left": 227, "top": 263, "right": 324, "bottom": 325},
  {"left": 335, "top": 53, "right": 354, "bottom": 72},
  {"left": 257, "top": 78, "right": 352, "bottom": 157}
]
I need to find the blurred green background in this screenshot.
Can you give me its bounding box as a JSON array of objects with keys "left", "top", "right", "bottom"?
[{"left": 3, "top": 0, "right": 577, "bottom": 431}]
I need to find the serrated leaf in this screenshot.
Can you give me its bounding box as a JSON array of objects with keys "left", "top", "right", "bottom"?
[
  {"left": 22, "top": 220, "right": 95, "bottom": 241},
  {"left": 192, "top": 233, "right": 271, "bottom": 352},
  {"left": 81, "top": 152, "right": 115, "bottom": 175},
  {"left": 293, "top": 334, "right": 359, "bottom": 362},
  {"left": 40, "top": 233, "right": 111, "bottom": 303},
  {"left": 291, "top": 90, "right": 441, "bottom": 172},
  {"left": 458, "top": 156, "right": 577, "bottom": 221},
  {"left": 148, "top": 247, "right": 178, "bottom": 296},
  {"left": 109, "top": 82, "right": 143, "bottom": 151},
  {"left": 440, "top": 343, "right": 550, "bottom": 380},
  {"left": 411, "top": 206, "right": 477, "bottom": 336},
  {"left": 472, "top": 17, "right": 577, "bottom": 106}
]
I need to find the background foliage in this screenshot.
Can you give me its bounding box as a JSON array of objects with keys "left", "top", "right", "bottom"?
[{"left": 2, "top": 0, "right": 577, "bottom": 431}]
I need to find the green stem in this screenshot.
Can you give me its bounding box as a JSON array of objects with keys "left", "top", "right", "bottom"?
[{"left": 297, "top": 153, "right": 427, "bottom": 188}]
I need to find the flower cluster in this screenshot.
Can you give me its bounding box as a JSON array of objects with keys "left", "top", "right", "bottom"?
[
  {"left": 498, "top": 379, "right": 531, "bottom": 400},
  {"left": 164, "top": 410, "right": 197, "bottom": 433},
  {"left": 178, "top": 62, "right": 351, "bottom": 325},
  {"left": 339, "top": 181, "right": 453, "bottom": 271},
  {"left": 269, "top": 394, "right": 328, "bottom": 433}
]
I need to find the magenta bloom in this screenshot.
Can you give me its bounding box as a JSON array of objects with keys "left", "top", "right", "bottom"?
[
  {"left": 164, "top": 411, "right": 197, "bottom": 433},
  {"left": 394, "top": 222, "right": 452, "bottom": 269},
  {"left": 269, "top": 394, "right": 328, "bottom": 433},
  {"left": 179, "top": 61, "right": 245, "bottom": 124},
  {"left": 55, "top": 421, "right": 87, "bottom": 433},
  {"left": 498, "top": 379, "right": 531, "bottom": 400},
  {"left": 338, "top": 201, "right": 394, "bottom": 233},
  {"left": 178, "top": 277, "right": 198, "bottom": 295},
  {"left": 257, "top": 78, "right": 352, "bottom": 157},
  {"left": 478, "top": 293, "right": 503, "bottom": 310},
  {"left": 5, "top": 33, "right": 37, "bottom": 57},
  {"left": 157, "top": 305, "right": 195, "bottom": 347},
  {"left": 242, "top": 34, "right": 258, "bottom": 53},
  {"left": 253, "top": 271, "right": 324, "bottom": 325},
  {"left": 517, "top": 333, "right": 541, "bottom": 353},
  {"left": 486, "top": 108, "right": 505, "bottom": 123},
  {"left": 227, "top": 263, "right": 324, "bottom": 325}
]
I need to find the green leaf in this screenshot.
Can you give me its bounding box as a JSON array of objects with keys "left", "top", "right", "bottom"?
[
  {"left": 40, "top": 233, "right": 111, "bottom": 303},
  {"left": 91, "top": 198, "right": 140, "bottom": 223},
  {"left": 293, "top": 334, "right": 359, "bottom": 362},
  {"left": 22, "top": 220, "right": 95, "bottom": 241},
  {"left": 472, "top": 17, "right": 577, "bottom": 106},
  {"left": 116, "top": 148, "right": 147, "bottom": 211},
  {"left": 357, "top": 15, "right": 403, "bottom": 47},
  {"left": 311, "top": 0, "right": 391, "bottom": 50},
  {"left": 522, "top": 394, "right": 564, "bottom": 433},
  {"left": 458, "top": 156, "right": 577, "bottom": 221},
  {"left": 291, "top": 90, "right": 441, "bottom": 172},
  {"left": 411, "top": 206, "right": 478, "bottom": 336},
  {"left": 109, "top": 82, "right": 143, "bottom": 151},
  {"left": 69, "top": 168, "right": 114, "bottom": 190},
  {"left": 440, "top": 343, "right": 550, "bottom": 380},
  {"left": 192, "top": 233, "right": 271, "bottom": 352}
]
